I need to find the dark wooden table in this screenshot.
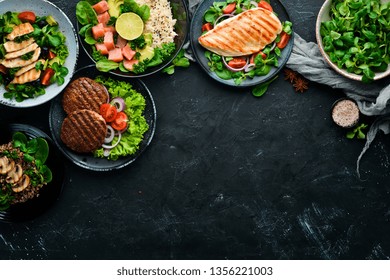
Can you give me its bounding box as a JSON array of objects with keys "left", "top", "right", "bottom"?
[{"left": 1, "top": 0, "right": 390, "bottom": 260}]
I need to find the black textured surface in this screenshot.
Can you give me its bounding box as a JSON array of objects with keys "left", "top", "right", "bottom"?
[{"left": 0, "top": 0, "right": 390, "bottom": 260}]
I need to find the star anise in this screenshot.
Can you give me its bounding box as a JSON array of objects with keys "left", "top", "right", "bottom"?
[
  {"left": 293, "top": 77, "right": 309, "bottom": 93},
  {"left": 284, "top": 68, "right": 299, "bottom": 83}
]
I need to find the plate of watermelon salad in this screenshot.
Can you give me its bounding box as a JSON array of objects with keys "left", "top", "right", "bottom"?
[{"left": 75, "top": 0, "right": 189, "bottom": 78}]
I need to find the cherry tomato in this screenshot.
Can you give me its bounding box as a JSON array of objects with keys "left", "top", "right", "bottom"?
[
  {"left": 111, "top": 111, "right": 128, "bottom": 131},
  {"left": 276, "top": 31, "right": 291, "bottom": 49},
  {"left": 48, "top": 50, "right": 56, "bottom": 60},
  {"left": 250, "top": 51, "right": 267, "bottom": 64},
  {"left": 222, "top": 3, "right": 236, "bottom": 14},
  {"left": 41, "top": 68, "right": 55, "bottom": 86},
  {"left": 201, "top": 23, "right": 213, "bottom": 32},
  {"left": 258, "top": 1, "right": 273, "bottom": 12},
  {"left": 228, "top": 58, "right": 247, "bottom": 69},
  {"left": 18, "top": 11, "right": 36, "bottom": 23},
  {"left": 100, "top": 103, "right": 117, "bottom": 123}
]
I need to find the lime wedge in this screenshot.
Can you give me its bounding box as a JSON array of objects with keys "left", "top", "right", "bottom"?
[{"left": 116, "top": 12, "right": 144, "bottom": 41}]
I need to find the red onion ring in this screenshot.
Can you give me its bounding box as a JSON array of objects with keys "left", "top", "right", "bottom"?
[
  {"left": 103, "top": 85, "right": 110, "bottom": 103},
  {"left": 250, "top": 1, "right": 259, "bottom": 8},
  {"left": 244, "top": 63, "right": 256, "bottom": 72},
  {"left": 222, "top": 56, "right": 249, "bottom": 72},
  {"left": 110, "top": 97, "right": 126, "bottom": 112},
  {"left": 270, "top": 42, "right": 276, "bottom": 52},
  {"left": 214, "top": 13, "right": 234, "bottom": 26},
  {"left": 104, "top": 125, "right": 115, "bottom": 144},
  {"left": 102, "top": 132, "right": 122, "bottom": 149},
  {"left": 103, "top": 148, "right": 111, "bottom": 157}
]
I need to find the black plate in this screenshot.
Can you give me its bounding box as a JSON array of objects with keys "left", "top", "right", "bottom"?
[
  {"left": 77, "top": 0, "right": 189, "bottom": 78},
  {"left": 190, "top": 0, "right": 294, "bottom": 87},
  {"left": 48, "top": 65, "right": 157, "bottom": 171},
  {"left": 0, "top": 123, "right": 65, "bottom": 223}
]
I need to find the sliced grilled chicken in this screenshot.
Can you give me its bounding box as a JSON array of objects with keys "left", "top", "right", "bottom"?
[
  {"left": 14, "top": 59, "right": 45, "bottom": 77},
  {"left": 3, "top": 37, "right": 35, "bottom": 53},
  {"left": 10, "top": 68, "right": 41, "bottom": 84},
  {"left": 1, "top": 47, "right": 41, "bottom": 68},
  {"left": 198, "top": 8, "right": 282, "bottom": 57},
  {"left": 4, "top": 42, "right": 39, "bottom": 59},
  {"left": 6, "top": 22, "right": 34, "bottom": 40}
]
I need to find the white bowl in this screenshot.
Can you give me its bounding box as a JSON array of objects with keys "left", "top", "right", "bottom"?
[
  {"left": 0, "top": 0, "right": 79, "bottom": 108},
  {"left": 316, "top": 0, "right": 390, "bottom": 82}
]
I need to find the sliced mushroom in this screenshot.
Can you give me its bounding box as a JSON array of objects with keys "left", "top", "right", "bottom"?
[
  {"left": 0, "top": 156, "right": 15, "bottom": 174},
  {"left": 6, "top": 163, "right": 23, "bottom": 184},
  {"left": 12, "top": 174, "right": 30, "bottom": 193}
]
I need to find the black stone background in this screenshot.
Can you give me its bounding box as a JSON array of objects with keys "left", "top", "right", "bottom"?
[{"left": 0, "top": 0, "right": 390, "bottom": 260}]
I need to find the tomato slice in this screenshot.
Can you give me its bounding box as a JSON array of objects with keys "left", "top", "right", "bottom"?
[
  {"left": 41, "top": 68, "right": 55, "bottom": 86},
  {"left": 228, "top": 58, "right": 247, "bottom": 69},
  {"left": 100, "top": 103, "right": 117, "bottom": 123},
  {"left": 18, "top": 11, "right": 36, "bottom": 23},
  {"left": 201, "top": 23, "right": 213, "bottom": 32},
  {"left": 258, "top": 1, "right": 273, "bottom": 12},
  {"left": 48, "top": 50, "right": 56, "bottom": 60},
  {"left": 222, "top": 3, "right": 236, "bottom": 14},
  {"left": 276, "top": 31, "right": 291, "bottom": 49},
  {"left": 111, "top": 111, "right": 128, "bottom": 131}
]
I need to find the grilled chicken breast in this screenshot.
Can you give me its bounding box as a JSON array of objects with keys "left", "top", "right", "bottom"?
[
  {"left": 3, "top": 37, "right": 35, "bottom": 53},
  {"left": 10, "top": 68, "right": 41, "bottom": 84},
  {"left": 6, "top": 22, "right": 34, "bottom": 41},
  {"left": 5, "top": 42, "right": 39, "bottom": 59},
  {"left": 14, "top": 59, "right": 45, "bottom": 77},
  {"left": 198, "top": 8, "right": 282, "bottom": 57},
  {"left": 1, "top": 47, "right": 41, "bottom": 68}
]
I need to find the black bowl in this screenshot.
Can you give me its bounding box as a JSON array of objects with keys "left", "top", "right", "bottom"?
[
  {"left": 190, "top": 0, "right": 293, "bottom": 87},
  {"left": 0, "top": 123, "right": 65, "bottom": 223},
  {"left": 77, "top": 0, "right": 189, "bottom": 78},
  {"left": 49, "top": 65, "right": 156, "bottom": 171}
]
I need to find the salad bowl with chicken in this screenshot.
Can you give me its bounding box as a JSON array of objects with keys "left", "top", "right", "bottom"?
[
  {"left": 190, "top": 0, "right": 293, "bottom": 87},
  {"left": 0, "top": 0, "right": 78, "bottom": 108}
]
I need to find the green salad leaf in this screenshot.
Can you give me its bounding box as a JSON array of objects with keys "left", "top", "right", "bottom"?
[
  {"left": 93, "top": 76, "right": 149, "bottom": 160},
  {"left": 320, "top": 0, "right": 390, "bottom": 83},
  {"left": 76, "top": 1, "right": 98, "bottom": 25}
]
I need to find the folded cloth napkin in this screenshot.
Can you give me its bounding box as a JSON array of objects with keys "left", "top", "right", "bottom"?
[{"left": 187, "top": 0, "right": 390, "bottom": 177}]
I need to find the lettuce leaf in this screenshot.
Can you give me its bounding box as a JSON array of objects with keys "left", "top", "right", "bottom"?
[{"left": 94, "top": 76, "right": 149, "bottom": 160}]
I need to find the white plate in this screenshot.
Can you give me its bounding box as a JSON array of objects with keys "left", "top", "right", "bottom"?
[{"left": 0, "top": 0, "right": 79, "bottom": 108}]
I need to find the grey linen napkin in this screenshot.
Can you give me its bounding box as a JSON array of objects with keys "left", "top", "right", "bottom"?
[{"left": 187, "top": 1, "right": 390, "bottom": 177}]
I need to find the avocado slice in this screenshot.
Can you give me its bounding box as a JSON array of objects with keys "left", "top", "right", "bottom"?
[
  {"left": 107, "top": 0, "right": 124, "bottom": 18},
  {"left": 137, "top": 45, "right": 155, "bottom": 61}
]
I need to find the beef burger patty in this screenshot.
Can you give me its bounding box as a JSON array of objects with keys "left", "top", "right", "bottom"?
[
  {"left": 62, "top": 77, "right": 108, "bottom": 115},
  {"left": 61, "top": 109, "right": 107, "bottom": 153}
]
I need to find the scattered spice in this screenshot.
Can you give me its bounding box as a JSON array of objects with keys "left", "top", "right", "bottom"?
[
  {"left": 283, "top": 67, "right": 309, "bottom": 93},
  {"left": 331, "top": 98, "right": 360, "bottom": 128},
  {"left": 284, "top": 68, "right": 298, "bottom": 83},
  {"left": 293, "top": 77, "right": 309, "bottom": 93}
]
